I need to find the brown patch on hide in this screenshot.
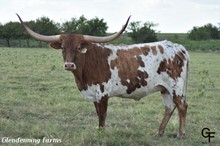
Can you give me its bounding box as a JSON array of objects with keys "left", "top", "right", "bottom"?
[
  {"left": 158, "top": 45, "right": 164, "bottom": 54},
  {"left": 157, "top": 51, "right": 185, "bottom": 80},
  {"left": 151, "top": 46, "right": 157, "bottom": 55},
  {"left": 110, "top": 47, "right": 149, "bottom": 94},
  {"left": 140, "top": 45, "right": 150, "bottom": 56}
]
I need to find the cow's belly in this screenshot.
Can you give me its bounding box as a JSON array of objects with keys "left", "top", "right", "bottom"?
[
  {"left": 110, "top": 83, "right": 162, "bottom": 101},
  {"left": 80, "top": 79, "right": 163, "bottom": 102}
]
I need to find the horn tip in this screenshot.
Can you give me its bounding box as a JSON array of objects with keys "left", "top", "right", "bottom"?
[
  {"left": 16, "top": 13, "right": 23, "bottom": 24},
  {"left": 15, "top": 13, "right": 20, "bottom": 18},
  {"left": 125, "top": 15, "right": 131, "bottom": 25},
  {"left": 128, "top": 15, "right": 131, "bottom": 21}
]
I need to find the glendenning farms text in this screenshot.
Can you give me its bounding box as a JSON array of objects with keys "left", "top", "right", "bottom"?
[{"left": 1, "top": 137, "right": 61, "bottom": 144}]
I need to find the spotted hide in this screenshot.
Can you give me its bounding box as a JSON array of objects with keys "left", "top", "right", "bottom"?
[
  {"left": 79, "top": 40, "right": 189, "bottom": 138},
  {"left": 81, "top": 41, "right": 189, "bottom": 104}
]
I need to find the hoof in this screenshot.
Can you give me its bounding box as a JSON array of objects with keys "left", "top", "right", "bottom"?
[
  {"left": 96, "top": 127, "right": 105, "bottom": 134},
  {"left": 155, "top": 130, "right": 164, "bottom": 137},
  {"left": 177, "top": 133, "right": 185, "bottom": 139}
]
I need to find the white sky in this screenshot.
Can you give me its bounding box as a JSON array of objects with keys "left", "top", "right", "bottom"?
[{"left": 0, "top": 0, "right": 220, "bottom": 33}]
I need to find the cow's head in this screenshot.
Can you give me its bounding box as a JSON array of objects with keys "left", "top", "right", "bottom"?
[
  {"left": 16, "top": 14, "right": 130, "bottom": 71},
  {"left": 49, "top": 34, "right": 89, "bottom": 71}
]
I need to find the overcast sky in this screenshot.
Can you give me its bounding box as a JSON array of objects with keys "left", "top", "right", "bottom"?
[{"left": 0, "top": 0, "right": 220, "bottom": 33}]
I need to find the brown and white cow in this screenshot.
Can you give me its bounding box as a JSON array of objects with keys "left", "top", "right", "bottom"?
[{"left": 17, "top": 14, "right": 189, "bottom": 138}]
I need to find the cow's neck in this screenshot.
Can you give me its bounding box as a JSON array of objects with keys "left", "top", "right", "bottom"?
[{"left": 72, "top": 68, "right": 85, "bottom": 91}]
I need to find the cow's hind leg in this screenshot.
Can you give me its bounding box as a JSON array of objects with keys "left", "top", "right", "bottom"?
[
  {"left": 158, "top": 93, "right": 176, "bottom": 136},
  {"left": 173, "top": 95, "right": 188, "bottom": 139},
  {"left": 93, "top": 95, "right": 109, "bottom": 127}
]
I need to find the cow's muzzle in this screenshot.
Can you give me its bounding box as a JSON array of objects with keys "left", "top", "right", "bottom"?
[{"left": 64, "top": 62, "right": 76, "bottom": 71}]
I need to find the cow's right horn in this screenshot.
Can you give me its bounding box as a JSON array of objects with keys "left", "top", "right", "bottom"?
[{"left": 16, "top": 14, "right": 60, "bottom": 42}]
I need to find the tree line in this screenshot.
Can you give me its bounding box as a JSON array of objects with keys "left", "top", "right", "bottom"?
[
  {"left": 0, "top": 15, "right": 220, "bottom": 47},
  {"left": 0, "top": 15, "right": 109, "bottom": 47}
]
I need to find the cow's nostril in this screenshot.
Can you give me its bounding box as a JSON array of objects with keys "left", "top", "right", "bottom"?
[
  {"left": 64, "top": 62, "right": 75, "bottom": 70},
  {"left": 64, "top": 64, "right": 68, "bottom": 68}
]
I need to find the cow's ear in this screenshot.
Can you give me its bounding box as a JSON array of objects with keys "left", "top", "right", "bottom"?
[{"left": 50, "top": 41, "right": 62, "bottom": 49}]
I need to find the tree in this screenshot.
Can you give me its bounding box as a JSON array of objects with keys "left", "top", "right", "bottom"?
[
  {"left": 35, "top": 16, "right": 60, "bottom": 35},
  {"left": 0, "top": 22, "right": 22, "bottom": 47},
  {"left": 62, "top": 17, "right": 78, "bottom": 34},
  {"left": 85, "top": 17, "right": 108, "bottom": 36},
  {"left": 61, "top": 15, "right": 108, "bottom": 36},
  {"left": 76, "top": 15, "right": 88, "bottom": 34},
  {"left": 128, "top": 21, "right": 158, "bottom": 43},
  {"left": 34, "top": 16, "right": 61, "bottom": 47},
  {"left": 0, "top": 23, "right": 3, "bottom": 39},
  {"left": 205, "top": 24, "right": 219, "bottom": 39},
  {"left": 188, "top": 23, "right": 220, "bottom": 40}
]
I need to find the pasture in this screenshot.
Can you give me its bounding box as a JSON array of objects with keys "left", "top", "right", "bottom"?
[{"left": 0, "top": 47, "right": 220, "bottom": 146}]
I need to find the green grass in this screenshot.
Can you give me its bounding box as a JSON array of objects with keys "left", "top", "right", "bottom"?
[
  {"left": 0, "top": 47, "right": 220, "bottom": 146},
  {"left": 173, "top": 39, "right": 220, "bottom": 51},
  {"left": 157, "top": 33, "right": 187, "bottom": 41}
]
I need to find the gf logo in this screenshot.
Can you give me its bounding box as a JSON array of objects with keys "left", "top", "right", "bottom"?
[{"left": 201, "top": 128, "right": 215, "bottom": 143}]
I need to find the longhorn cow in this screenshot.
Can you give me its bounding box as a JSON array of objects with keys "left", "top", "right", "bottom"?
[{"left": 17, "top": 14, "right": 189, "bottom": 138}]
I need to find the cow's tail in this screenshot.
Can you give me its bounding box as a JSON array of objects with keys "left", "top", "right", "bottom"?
[
  {"left": 185, "top": 61, "right": 189, "bottom": 97},
  {"left": 184, "top": 52, "right": 190, "bottom": 99}
]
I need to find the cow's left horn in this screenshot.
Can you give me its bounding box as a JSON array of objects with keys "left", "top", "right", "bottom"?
[
  {"left": 16, "top": 14, "right": 60, "bottom": 42},
  {"left": 83, "top": 16, "right": 131, "bottom": 43}
]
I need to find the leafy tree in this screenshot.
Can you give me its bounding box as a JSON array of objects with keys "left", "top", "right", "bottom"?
[
  {"left": 188, "top": 23, "right": 219, "bottom": 40},
  {"left": 62, "top": 17, "right": 78, "bottom": 34},
  {"left": 85, "top": 17, "right": 108, "bottom": 36},
  {"left": 61, "top": 15, "right": 108, "bottom": 36},
  {"left": 0, "top": 23, "right": 3, "bottom": 38},
  {"left": 35, "top": 16, "right": 60, "bottom": 35},
  {"left": 205, "top": 24, "right": 219, "bottom": 39},
  {"left": 34, "top": 16, "right": 61, "bottom": 47},
  {"left": 0, "top": 22, "right": 22, "bottom": 47},
  {"left": 76, "top": 15, "right": 88, "bottom": 34},
  {"left": 128, "top": 21, "right": 158, "bottom": 43}
]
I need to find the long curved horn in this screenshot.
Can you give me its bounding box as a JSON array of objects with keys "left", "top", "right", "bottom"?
[
  {"left": 16, "top": 14, "right": 60, "bottom": 42},
  {"left": 83, "top": 16, "right": 131, "bottom": 43}
]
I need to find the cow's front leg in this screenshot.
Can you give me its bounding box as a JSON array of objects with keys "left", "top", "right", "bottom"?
[{"left": 93, "top": 95, "right": 109, "bottom": 127}]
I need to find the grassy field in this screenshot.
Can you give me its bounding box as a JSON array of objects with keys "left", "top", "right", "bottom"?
[{"left": 0, "top": 47, "right": 220, "bottom": 146}]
